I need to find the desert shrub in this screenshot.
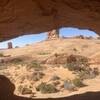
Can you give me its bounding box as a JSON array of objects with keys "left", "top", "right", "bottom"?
[
  {"left": 72, "top": 78, "right": 85, "bottom": 88},
  {"left": 77, "top": 68, "right": 99, "bottom": 80},
  {"left": 66, "top": 55, "right": 99, "bottom": 80},
  {"left": 67, "top": 55, "right": 78, "bottom": 64},
  {"left": 38, "top": 52, "right": 50, "bottom": 55},
  {"left": 18, "top": 85, "right": 23, "bottom": 93},
  {"left": 10, "top": 58, "right": 23, "bottom": 64},
  {"left": 28, "top": 61, "right": 43, "bottom": 70},
  {"left": 66, "top": 61, "right": 89, "bottom": 72},
  {"left": 15, "top": 46, "right": 19, "bottom": 48},
  {"left": 50, "top": 75, "right": 60, "bottom": 81},
  {"left": 31, "top": 72, "right": 45, "bottom": 81},
  {"left": 0, "top": 64, "right": 7, "bottom": 70},
  {"left": 74, "top": 35, "right": 85, "bottom": 39},
  {"left": 66, "top": 55, "right": 89, "bottom": 72},
  {"left": 93, "top": 68, "right": 99, "bottom": 75},
  {"left": 36, "top": 82, "right": 58, "bottom": 93},
  {"left": 86, "top": 36, "right": 93, "bottom": 39},
  {"left": 21, "top": 88, "right": 32, "bottom": 95},
  {"left": 73, "top": 48, "right": 77, "bottom": 52},
  {"left": 52, "top": 81, "right": 60, "bottom": 86},
  {"left": 18, "top": 85, "right": 32, "bottom": 95},
  {"left": 77, "top": 70, "right": 90, "bottom": 80},
  {"left": 64, "top": 80, "right": 75, "bottom": 91},
  {"left": 66, "top": 62, "right": 81, "bottom": 71},
  {"left": 67, "top": 55, "right": 88, "bottom": 64},
  {"left": 0, "top": 53, "right": 4, "bottom": 57}
]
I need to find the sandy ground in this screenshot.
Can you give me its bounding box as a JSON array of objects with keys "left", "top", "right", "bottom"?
[{"left": 0, "top": 38, "right": 100, "bottom": 98}]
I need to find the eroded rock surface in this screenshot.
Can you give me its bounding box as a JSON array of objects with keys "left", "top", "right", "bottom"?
[{"left": 0, "top": 0, "right": 100, "bottom": 41}]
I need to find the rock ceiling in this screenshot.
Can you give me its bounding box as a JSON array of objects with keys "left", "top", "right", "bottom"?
[{"left": 0, "top": 0, "right": 100, "bottom": 41}]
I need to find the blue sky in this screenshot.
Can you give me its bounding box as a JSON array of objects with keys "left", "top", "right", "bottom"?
[{"left": 0, "top": 27, "right": 98, "bottom": 48}]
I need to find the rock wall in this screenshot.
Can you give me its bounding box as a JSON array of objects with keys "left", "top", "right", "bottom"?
[{"left": 0, "top": 0, "right": 100, "bottom": 41}]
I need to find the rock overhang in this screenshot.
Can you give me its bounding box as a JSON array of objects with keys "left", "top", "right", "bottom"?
[{"left": 0, "top": 0, "right": 100, "bottom": 41}]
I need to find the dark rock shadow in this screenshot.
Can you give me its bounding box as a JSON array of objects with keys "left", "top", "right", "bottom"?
[{"left": 0, "top": 75, "right": 100, "bottom": 100}]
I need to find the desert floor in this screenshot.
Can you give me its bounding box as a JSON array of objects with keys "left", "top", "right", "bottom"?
[{"left": 0, "top": 38, "right": 100, "bottom": 98}]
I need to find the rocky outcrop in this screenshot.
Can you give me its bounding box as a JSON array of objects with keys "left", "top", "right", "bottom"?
[
  {"left": 47, "top": 29, "right": 59, "bottom": 40},
  {"left": 0, "top": 0, "right": 100, "bottom": 41},
  {"left": 8, "top": 42, "right": 13, "bottom": 49}
]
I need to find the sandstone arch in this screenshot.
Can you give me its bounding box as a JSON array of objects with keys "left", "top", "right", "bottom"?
[{"left": 0, "top": 0, "right": 100, "bottom": 41}]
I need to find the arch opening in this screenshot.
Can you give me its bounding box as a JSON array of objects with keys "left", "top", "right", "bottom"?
[{"left": 0, "top": 27, "right": 98, "bottom": 49}]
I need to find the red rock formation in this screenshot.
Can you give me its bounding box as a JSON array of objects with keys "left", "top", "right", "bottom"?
[
  {"left": 48, "top": 29, "right": 59, "bottom": 40},
  {"left": 8, "top": 42, "right": 13, "bottom": 49},
  {"left": 0, "top": 0, "right": 100, "bottom": 41}
]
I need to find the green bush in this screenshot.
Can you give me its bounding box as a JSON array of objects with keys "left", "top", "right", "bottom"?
[
  {"left": 72, "top": 78, "right": 85, "bottom": 87},
  {"left": 36, "top": 82, "right": 58, "bottom": 93}
]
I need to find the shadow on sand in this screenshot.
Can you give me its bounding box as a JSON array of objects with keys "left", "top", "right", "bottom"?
[{"left": 0, "top": 75, "right": 100, "bottom": 100}]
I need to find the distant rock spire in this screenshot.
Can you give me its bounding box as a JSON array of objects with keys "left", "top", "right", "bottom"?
[
  {"left": 47, "top": 29, "right": 59, "bottom": 40},
  {"left": 8, "top": 42, "right": 13, "bottom": 49}
]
